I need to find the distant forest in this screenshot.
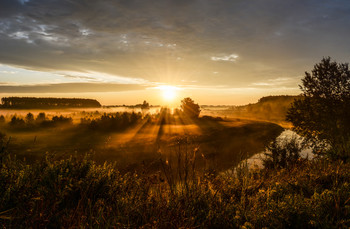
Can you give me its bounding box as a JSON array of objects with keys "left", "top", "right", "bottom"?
[{"left": 0, "top": 97, "right": 101, "bottom": 109}]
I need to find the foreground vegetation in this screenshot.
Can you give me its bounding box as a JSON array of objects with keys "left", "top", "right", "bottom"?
[{"left": 1, "top": 144, "right": 349, "bottom": 228}]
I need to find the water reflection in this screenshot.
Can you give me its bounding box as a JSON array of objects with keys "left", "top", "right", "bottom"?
[{"left": 246, "top": 129, "right": 313, "bottom": 168}]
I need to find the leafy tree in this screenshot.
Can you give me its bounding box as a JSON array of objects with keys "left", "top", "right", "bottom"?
[
  {"left": 25, "top": 113, "right": 34, "bottom": 124},
  {"left": 180, "top": 97, "right": 201, "bottom": 118},
  {"left": 36, "top": 112, "right": 46, "bottom": 123},
  {"left": 140, "top": 100, "right": 150, "bottom": 110},
  {"left": 287, "top": 57, "right": 350, "bottom": 159}
]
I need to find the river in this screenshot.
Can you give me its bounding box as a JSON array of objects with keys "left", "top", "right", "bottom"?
[{"left": 245, "top": 129, "right": 313, "bottom": 168}]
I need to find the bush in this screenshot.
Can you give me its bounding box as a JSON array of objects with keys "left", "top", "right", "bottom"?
[{"left": 263, "top": 135, "right": 304, "bottom": 169}]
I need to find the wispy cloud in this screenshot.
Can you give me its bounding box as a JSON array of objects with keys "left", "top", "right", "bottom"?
[
  {"left": 62, "top": 74, "right": 96, "bottom": 80},
  {"left": 0, "top": 83, "right": 146, "bottom": 93},
  {"left": 211, "top": 54, "right": 238, "bottom": 62},
  {"left": 251, "top": 77, "right": 300, "bottom": 88},
  {"left": 55, "top": 71, "right": 149, "bottom": 84},
  {"left": 0, "top": 70, "right": 17, "bottom": 74}
]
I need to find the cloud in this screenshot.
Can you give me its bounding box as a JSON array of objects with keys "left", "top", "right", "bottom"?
[
  {"left": 0, "top": 0, "right": 349, "bottom": 88},
  {"left": 18, "top": 0, "right": 30, "bottom": 5},
  {"left": 251, "top": 77, "right": 300, "bottom": 88},
  {"left": 0, "top": 83, "right": 145, "bottom": 93},
  {"left": 54, "top": 71, "right": 148, "bottom": 84},
  {"left": 0, "top": 70, "right": 17, "bottom": 74},
  {"left": 62, "top": 74, "right": 97, "bottom": 80},
  {"left": 211, "top": 54, "right": 239, "bottom": 62}
]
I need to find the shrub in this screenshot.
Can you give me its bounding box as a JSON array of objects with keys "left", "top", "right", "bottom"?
[{"left": 263, "top": 135, "right": 304, "bottom": 169}]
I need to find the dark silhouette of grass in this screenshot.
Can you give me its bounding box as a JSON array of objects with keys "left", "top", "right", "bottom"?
[{"left": 1, "top": 148, "right": 349, "bottom": 228}]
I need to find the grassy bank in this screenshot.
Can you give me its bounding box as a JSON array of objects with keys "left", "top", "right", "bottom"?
[{"left": 1, "top": 152, "right": 349, "bottom": 228}]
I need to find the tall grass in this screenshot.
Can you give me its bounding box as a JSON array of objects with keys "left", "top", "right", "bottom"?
[{"left": 1, "top": 142, "right": 350, "bottom": 228}]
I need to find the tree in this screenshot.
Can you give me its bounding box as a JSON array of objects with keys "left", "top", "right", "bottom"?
[
  {"left": 180, "top": 97, "right": 201, "bottom": 118},
  {"left": 286, "top": 57, "right": 350, "bottom": 159},
  {"left": 36, "top": 112, "right": 46, "bottom": 123},
  {"left": 25, "top": 112, "right": 34, "bottom": 124},
  {"left": 140, "top": 100, "right": 150, "bottom": 110}
]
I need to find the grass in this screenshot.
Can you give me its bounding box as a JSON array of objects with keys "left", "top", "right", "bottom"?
[{"left": 1, "top": 147, "right": 350, "bottom": 228}]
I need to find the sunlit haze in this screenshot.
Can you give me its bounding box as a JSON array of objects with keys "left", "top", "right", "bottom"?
[{"left": 159, "top": 85, "right": 178, "bottom": 102}]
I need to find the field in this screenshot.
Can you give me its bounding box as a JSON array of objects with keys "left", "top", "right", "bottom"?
[
  {"left": 0, "top": 107, "right": 283, "bottom": 173},
  {"left": 1, "top": 100, "right": 349, "bottom": 228}
]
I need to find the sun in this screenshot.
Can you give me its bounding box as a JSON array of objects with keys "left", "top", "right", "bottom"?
[{"left": 158, "top": 85, "right": 178, "bottom": 101}]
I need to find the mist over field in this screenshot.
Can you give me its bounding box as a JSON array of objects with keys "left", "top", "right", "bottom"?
[{"left": 0, "top": 98, "right": 287, "bottom": 171}]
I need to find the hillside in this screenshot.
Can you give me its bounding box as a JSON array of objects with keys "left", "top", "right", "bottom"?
[{"left": 227, "top": 95, "right": 301, "bottom": 125}]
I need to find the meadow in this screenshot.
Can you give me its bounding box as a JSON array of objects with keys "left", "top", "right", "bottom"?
[
  {"left": 0, "top": 107, "right": 282, "bottom": 172},
  {"left": 1, "top": 95, "right": 349, "bottom": 228}
]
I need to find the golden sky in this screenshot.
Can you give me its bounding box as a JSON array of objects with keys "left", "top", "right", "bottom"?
[{"left": 1, "top": 0, "right": 350, "bottom": 106}]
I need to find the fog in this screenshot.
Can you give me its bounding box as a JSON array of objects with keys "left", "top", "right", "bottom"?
[{"left": 0, "top": 106, "right": 285, "bottom": 173}]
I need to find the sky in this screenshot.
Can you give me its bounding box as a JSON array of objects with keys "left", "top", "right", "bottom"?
[{"left": 1, "top": 0, "right": 350, "bottom": 106}]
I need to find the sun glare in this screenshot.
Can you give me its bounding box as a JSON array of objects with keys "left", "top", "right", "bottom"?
[{"left": 158, "top": 85, "right": 179, "bottom": 101}]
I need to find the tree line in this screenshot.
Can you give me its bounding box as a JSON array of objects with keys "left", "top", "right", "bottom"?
[
  {"left": 1, "top": 112, "right": 72, "bottom": 129},
  {"left": 80, "top": 112, "right": 143, "bottom": 132},
  {"left": 0, "top": 97, "right": 101, "bottom": 109}
]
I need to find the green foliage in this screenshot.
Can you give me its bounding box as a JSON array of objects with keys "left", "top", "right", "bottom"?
[
  {"left": 181, "top": 97, "right": 201, "bottom": 118},
  {"left": 1, "top": 153, "right": 350, "bottom": 228},
  {"left": 287, "top": 57, "right": 350, "bottom": 160}
]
